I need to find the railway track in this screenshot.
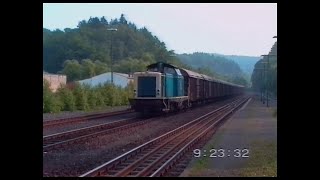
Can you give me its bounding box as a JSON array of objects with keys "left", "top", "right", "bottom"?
[
  {"left": 79, "top": 97, "right": 250, "bottom": 177},
  {"left": 43, "top": 117, "right": 149, "bottom": 152},
  {"left": 43, "top": 109, "right": 134, "bottom": 128}
]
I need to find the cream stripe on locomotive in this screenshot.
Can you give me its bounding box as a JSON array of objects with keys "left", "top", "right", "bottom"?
[{"left": 133, "top": 71, "right": 162, "bottom": 98}]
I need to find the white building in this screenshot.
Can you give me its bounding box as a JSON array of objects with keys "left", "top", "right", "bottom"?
[{"left": 78, "top": 72, "right": 133, "bottom": 88}]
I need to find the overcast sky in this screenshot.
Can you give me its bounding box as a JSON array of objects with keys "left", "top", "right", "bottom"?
[{"left": 43, "top": 3, "right": 277, "bottom": 56}]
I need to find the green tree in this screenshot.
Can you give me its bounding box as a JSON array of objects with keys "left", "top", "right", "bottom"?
[
  {"left": 81, "top": 59, "right": 96, "bottom": 78},
  {"left": 114, "top": 58, "right": 147, "bottom": 74},
  {"left": 100, "top": 16, "right": 108, "bottom": 25},
  {"left": 61, "top": 60, "right": 82, "bottom": 82},
  {"left": 141, "top": 52, "right": 156, "bottom": 64},
  {"left": 94, "top": 60, "right": 109, "bottom": 75},
  {"left": 119, "top": 14, "right": 128, "bottom": 24}
]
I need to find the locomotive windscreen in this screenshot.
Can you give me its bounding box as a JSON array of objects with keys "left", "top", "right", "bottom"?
[{"left": 137, "top": 77, "right": 156, "bottom": 97}]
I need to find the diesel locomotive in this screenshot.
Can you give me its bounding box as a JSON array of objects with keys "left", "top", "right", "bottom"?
[{"left": 129, "top": 62, "right": 244, "bottom": 114}]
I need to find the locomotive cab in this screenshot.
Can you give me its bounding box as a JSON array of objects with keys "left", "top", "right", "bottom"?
[{"left": 129, "top": 62, "right": 189, "bottom": 115}]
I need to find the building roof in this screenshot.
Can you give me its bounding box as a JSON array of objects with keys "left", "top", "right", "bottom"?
[
  {"left": 43, "top": 71, "right": 66, "bottom": 76},
  {"left": 78, "top": 72, "right": 132, "bottom": 88}
]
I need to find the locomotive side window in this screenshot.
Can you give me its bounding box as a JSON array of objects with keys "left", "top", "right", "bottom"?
[{"left": 175, "top": 69, "right": 182, "bottom": 75}]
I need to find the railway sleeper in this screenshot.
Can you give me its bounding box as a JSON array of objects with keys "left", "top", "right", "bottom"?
[
  {"left": 142, "top": 160, "right": 154, "bottom": 164},
  {"left": 146, "top": 157, "right": 158, "bottom": 161},
  {"left": 129, "top": 171, "right": 140, "bottom": 175},
  {"left": 133, "top": 167, "right": 145, "bottom": 171},
  {"left": 114, "top": 165, "right": 129, "bottom": 170},
  {"left": 151, "top": 155, "right": 161, "bottom": 158},
  {"left": 106, "top": 170, "right": 121, "bottom": 175},
  {"left": 133, "top": 155, "right": 146, "bottom": 160},
  {"left": 125, "top": 160, "right": 135, "bottom": 164}
]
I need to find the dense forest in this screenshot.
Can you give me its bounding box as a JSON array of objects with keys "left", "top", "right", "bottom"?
[
  {"left": 44, "top": 14, "right": 182, "bottom": 81},
  {"left": 251, "top": 42, "right": 277, "bottom": 97},
  {"left": 43, "top": 15, "right": 248, "bottom": 86}
]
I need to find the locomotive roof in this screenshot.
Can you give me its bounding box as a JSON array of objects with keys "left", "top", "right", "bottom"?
[{"left": 147, "top": 62, "right": 176, "bottom": 69}]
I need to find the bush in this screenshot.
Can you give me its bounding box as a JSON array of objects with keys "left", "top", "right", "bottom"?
[
  {"left": 87, "top": 87, "right": 99, "bottom": 110},
  {"left": 43, "top": 80, "right": 62, "bottom": 113},
  {"left": 95, "top": 89, "right": 105, "bottom": 107},
  {"left": 56, "top": 85, "right": 76, "bottom": 111},
  {"left": 73, "top": 83, "right": 89, "bottom": 111},
  {"left": 43, "top": 80, "right": 132, "bottom": 113}
]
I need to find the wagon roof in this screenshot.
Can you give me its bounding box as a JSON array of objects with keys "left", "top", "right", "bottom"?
[
  {"left": 201, "top": 74, "right": 214, "bottom": 81},
  {"left": 179, "top": 68, "right": 204, "bottom": 79},
  {"left": 180, "top": 68, "right": 244, "bottom": 87}
]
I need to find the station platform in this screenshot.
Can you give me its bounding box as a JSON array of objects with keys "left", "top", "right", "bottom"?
[{"left": 180, "top": 93, "right": 277, "bottom": 177}]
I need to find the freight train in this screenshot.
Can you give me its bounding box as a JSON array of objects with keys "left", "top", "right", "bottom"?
[{"left": 129, "top": 62, "right": 244, "bottom": 115}]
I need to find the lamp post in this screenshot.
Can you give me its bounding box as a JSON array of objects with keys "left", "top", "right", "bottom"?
[
  {"left": 253, "top": 68, "right": 265, "bottom": 102},
  {"left": 256, "top": 36, "right": 276, "bottom": 106},
  {"left": 261, "top": 54, "right": 277, "bottom": 107},
  {"left": 260, "top": 68, "right": 263, "bottom": 102},
  {"left": 261, "top": 55, "right": 269, "bottom": 107},
  {"left": 107, "top": 28, "right": 117, "bottom": 84},
  {"left": 258, "top": 61, "right": 267, "bottom": 104}
]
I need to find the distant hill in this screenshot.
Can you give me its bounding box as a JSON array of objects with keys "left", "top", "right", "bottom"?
[
  {"left": 177, "top": 52, "right": 244, "bottom": 78},
  {"left": 177, "top": 52, "right": 243, "bottom": 77},
  {"left": 212, "top": 53, "right": 260, "bottom": 75},
  {"left": 176, "top": 52, "right": 260, "bottom": 87},
  {"left": 176, "top": 52, "right": 259, "bottom": 87}
]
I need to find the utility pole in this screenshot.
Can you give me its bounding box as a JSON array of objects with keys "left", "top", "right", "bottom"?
[
  {"left": 262, "top": 53, "right": 276, "bottom": 107},
  {"left": 259, "top": 60, "right": 267, "bottom": 105},
  {"left": 107, "top": 28, "right": 117, "bottom": 84}
]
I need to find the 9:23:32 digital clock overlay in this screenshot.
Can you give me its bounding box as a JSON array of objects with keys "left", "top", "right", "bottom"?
[{"left": 193, "top": 148, "right": 249, "bottom": 158}]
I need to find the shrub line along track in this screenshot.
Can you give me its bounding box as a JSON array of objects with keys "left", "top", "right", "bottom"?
[
  {"left": 43, "top": 109, "right": 134, "bottom": 128},
  {"left": 79, "top": 96, "right": 250, "bottom": 177}
]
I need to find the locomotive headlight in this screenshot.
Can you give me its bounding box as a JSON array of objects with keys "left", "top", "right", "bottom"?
[{"left": 157, "top": 89, "right": 160, "bottom": 95}]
